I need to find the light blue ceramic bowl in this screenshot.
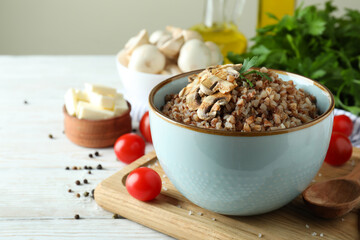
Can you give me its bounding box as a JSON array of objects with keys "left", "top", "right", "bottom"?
[{"left": 149, "top": 69, "right": 335, "bottom": 216}]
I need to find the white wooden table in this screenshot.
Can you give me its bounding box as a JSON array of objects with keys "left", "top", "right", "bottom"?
[{"left": 0, "top": 56, "right": 172, "bottom": 239}]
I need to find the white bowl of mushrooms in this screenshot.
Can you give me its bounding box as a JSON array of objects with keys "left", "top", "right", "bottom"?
[{"left": 116, "top": 26, "right": 223, "bottom": 120}]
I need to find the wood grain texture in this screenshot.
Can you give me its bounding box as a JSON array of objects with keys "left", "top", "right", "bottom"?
[
  {"left": 95, "top": 148, "right": 360, "bottom": 240},
  {"left": 0, "top": 219, "right": 170, "bottom": 240},
  {"left": 0, "top": 56, "right": 171, "bottom": 239}
]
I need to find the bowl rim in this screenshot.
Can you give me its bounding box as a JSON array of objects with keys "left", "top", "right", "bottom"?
[
  {"left": 148, "top": 68, "right": 335, "bottom": 136},
  {"left": 63, "top": 101, "right": 132, "bottom": 123}
]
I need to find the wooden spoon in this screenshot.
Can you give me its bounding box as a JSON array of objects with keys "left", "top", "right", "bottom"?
[{"left": 302, "top": 161, "right": 360, "bottom": 218}]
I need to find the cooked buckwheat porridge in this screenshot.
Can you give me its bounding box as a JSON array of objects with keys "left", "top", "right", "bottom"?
[{"left": 162, "top": 64, "right": 319, "bottom": 132}]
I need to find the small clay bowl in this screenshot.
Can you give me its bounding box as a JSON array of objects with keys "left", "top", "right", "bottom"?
[{"left": 63, "top": 102, "right": 132, "bottom": 148}]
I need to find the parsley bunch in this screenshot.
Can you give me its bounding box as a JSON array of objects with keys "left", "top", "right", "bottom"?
[{"left": 228, "top": 1, "right": 360, "bottom": 115}]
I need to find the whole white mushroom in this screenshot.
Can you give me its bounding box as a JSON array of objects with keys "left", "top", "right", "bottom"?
[
  {"left": 117, "top": 49, "right": 131, "bottom": 67},
  {"left": 166, "top": 26, "right": 183, "bottom": 38},
  {"left": 158, "top": 35, "right": 185, "bottom": 60},
  {"left": 182, "top": 30, "right": 203, "bottom": 42},
  {"left": 205, "top": 41, "right": 223, "bottom": 65},
  {"left": 156, "top": 35, "right": 172, "bottom": 48},
  {"left": 178, "top": 39, "right": 212, "bottom": 72},
  {"left": 160, "top": 63, "right": 182, "bottom": 75},
  {"left": 128, "top": 44, "right": 166, "bottom": 74},
  {"left": 124, "top": 29, "right": 149, "bottom": 55},
  {"left": 149, "top": 30, "right": 171, "bottom": 45}
]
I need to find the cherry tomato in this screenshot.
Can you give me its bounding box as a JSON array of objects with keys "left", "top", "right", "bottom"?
[
  {"left": 126, "top": 167, "right": 162, "bottom": 201},
  {"left": 324, "top": 132, "right": 353, "bottom": 166},
  {"left": 114, "top": 133, "right": 145, "bottom": 164},
  {"left": 139, "top": 112, "right": 152, "bottom": 143},
  {"left": 333, "top": 115, "right": 353, "bottom": 137}
]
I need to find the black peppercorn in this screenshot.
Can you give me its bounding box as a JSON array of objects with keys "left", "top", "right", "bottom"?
[
  {"left": 48, "top": 134, "right": 53, "bottom": 139},
  {"left": 88, "top": 153, "right": 93, "bottom": 158},
  {"left": 84, "top": 192, "right": 89, "bottom": 197},
  {"left": 96, "top": 164, "right": 103, "bottom": 170},
  {"left": 83, "top": 179, "right": 88, "bottom": 184},
  {"left": 74, "top": 214, "right": 80, "bottom": 219},
  {"left": 75, "top": 180, "right": 81, "bottom": 185},
  {"left": 94, "top": 151, "right": 100, "bottom": 157},
  {"left": 65, "top": 166, "right": 70, "bottom": 170}
]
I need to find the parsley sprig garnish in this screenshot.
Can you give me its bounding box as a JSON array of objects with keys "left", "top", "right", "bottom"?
[{"left": 237, "top": 56, "right": 272, "bottom": 87}]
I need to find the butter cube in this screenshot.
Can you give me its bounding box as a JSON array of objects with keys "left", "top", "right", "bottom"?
[
  {"left": 116, "top": 93, "right": 124, "bottom": 99},
  {"left": 64, "top": 88, "right": 77, "bottom": 116},
  {"left": 84, "top": 83, "right": 116, "bottom": 96},
  {"left": 75, "top": 89, "right": 89, "bottom": 102},
  {"left": 87, "top": 91, "right": 115, "bottom": 110},
  {"left": 77, "top": 102, "right": 114, "bottom": 120},
  {"left": 114, "top": 93, "right": 129, "bottom": 116}
]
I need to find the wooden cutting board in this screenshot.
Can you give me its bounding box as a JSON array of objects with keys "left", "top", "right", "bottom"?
[{"left": 95, "top": 148, "right": 360, "bottom": 240}]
